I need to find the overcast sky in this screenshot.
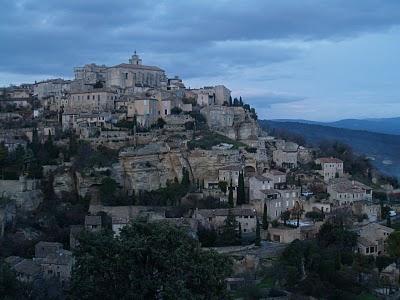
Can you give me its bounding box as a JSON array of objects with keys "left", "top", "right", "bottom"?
[{"left": 1, "top": 0, "right": 400, "bottom": 121}]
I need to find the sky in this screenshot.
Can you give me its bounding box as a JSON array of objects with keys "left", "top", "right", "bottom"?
[{"left": 1, "top": 0, "right": 400, "bottom": 121}]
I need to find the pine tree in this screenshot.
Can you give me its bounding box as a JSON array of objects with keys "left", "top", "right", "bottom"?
[
  {"left": 219, "top": 209, "right": 239, "bottom": 246},
  {"left": 255, "top": 218, "right": 261, "bottom": 246},
  {"left": 228, "top": 179, "right": 234, "bottom": 208},
  {"left": 262, "top": 202, "right": 269, "bottom": 230}
]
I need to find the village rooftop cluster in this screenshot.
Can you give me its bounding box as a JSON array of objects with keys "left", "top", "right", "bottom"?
[{"left": 0, "top": 53, "right": 399, "bottom": 297}]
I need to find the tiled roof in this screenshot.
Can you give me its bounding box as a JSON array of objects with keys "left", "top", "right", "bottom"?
[{"left": 316, "top": 157, "right": 343, "bottom": 164}]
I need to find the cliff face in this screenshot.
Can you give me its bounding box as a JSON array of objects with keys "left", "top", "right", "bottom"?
[
  {"left": 119, "top": 143, "right": 190, "bottom": 194},
  {"left": 201, "top": 105, "right": 260, "bottom": 141}
]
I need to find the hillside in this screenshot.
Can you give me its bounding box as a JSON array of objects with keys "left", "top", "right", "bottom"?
[
  {"left": 273, "top": 117, "right": 400, "bottom": 135},
  {"left": 260, "top": 120, "right": 400, "bottom": 178}
]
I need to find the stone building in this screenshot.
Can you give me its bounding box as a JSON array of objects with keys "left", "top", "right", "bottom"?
[
  {"left": 68, "top": 88, "right": 118, "bottom": 111},
  {"left": 74, "top": 53, "right": 167, "bottom": 91},
  {"left": 0, "top": 176, "right": 42, "bottom": 211},
  {"left": 34, "top": 241, "right": 73, "bottom": 286},
  {"left": 327, "top": 178, "right": 373, "bottom": 205},
  {"left": 5, "top": 256, "right": 41, "bottom": 283},
  {"left": 127, "top": 98, "right": 158, "bottom": 127},
  {"left": 33, "top": 78, "right": 71, "bottom": 100},
  {"left": 262, "top": 169, "right": 287, "bottom": 189},
  {"left": 315, "top": 157, "right": 344, "bottom": 182},
  {"left": 356, "top": 223, "right": 394, "bottom": 256},
  {"left": 249, "top": 174, "right": 273, "bottom": 201},
  {"left": 193, "top": 208, "right": 257, "bottom": 234},
  {"left": 259, "top": 188, "right": 301, "bottom": 220},
  {"left": 191, "top": 85, "right": 231, "bottom": 106},
  {"left": 84, "top": 215, "right": 102, "bottom": 232},
  {"left": 272, "top": 141, "right": 298, "bottom": 169}
]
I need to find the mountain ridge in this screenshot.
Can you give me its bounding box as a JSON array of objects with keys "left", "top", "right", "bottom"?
[
  {"left": 260, "top": 120, "right": 400, "bottom": 178},
  {"left": 271, "top": 117, "right": 400, "bottom": 135}
]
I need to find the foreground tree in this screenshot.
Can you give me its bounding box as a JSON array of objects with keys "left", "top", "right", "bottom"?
[
  {"left": 71, "top": 221, "right": 232, "bottom": 299},
  {"left": 262, "top": 202, "right": 269, "bottom": 230},
  {"left": 387, "top": 231, "right": 400, "bottom": 258}
]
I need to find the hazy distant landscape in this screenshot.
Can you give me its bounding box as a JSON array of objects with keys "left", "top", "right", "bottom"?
[
  {"left": 273, "top": 117, "right": 400, "bottom": 136},
  {"left": 261, "top": 118, "right": 400, "bottom": 178}
]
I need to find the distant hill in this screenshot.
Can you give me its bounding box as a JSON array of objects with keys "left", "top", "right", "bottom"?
[
  {"left": 260, "top": 120, "right": 400, "bottom": 178},
  {"left": 272, "top": 117, "right": 400, "bottom": 135}
]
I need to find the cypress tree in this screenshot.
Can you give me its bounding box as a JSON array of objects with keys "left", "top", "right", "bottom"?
[
  {"left": 262, "top": 202, "right": 269, "bottom": 230},
  {"left": 229, "top": 96, "right": 233, "bottom": 107},
  {"left": 236, "top": 171, "right": 246, "bottom": 205},
  {"left": 387, "top": 214, "right": 392, "bottom": 228},
  {"left": 219, "top": 209, "right": 239, "bottom": 246},
  {"left": 228, "top": 179, "right": 234, "bottom": 208},
  {"left": 255, "top": 219, "right": 261, "bottom": 246}
]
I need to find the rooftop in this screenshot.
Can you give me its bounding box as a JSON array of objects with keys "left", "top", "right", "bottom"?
[
  {"left": 196, "top": 208, "right": 256, "bottom": 218},
  {"left": 316, "top": 157, "right": 343, "bottom": 164}
]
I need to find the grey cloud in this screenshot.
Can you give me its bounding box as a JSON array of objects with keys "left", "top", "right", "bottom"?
[{"left": 1, "top": 0, "right": 400, "bottom": 78}]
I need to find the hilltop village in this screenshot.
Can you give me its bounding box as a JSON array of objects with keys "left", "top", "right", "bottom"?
[{"left": 1, "top": 54, "right": 400, "bottom": 298}]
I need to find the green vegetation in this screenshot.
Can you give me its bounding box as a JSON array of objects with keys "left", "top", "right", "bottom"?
[
  {"left": 228, "top": 180, "right": 234, "bottom": 208},
  {"left": 137, "top": 174, "right": 191, "bottom": 206},
  {"left": 236, "top": 171, "right": 246, "bottom": 205},
  {"left": 188, "top": 131, "right": 245, "bottom": 150},
  {"left": 71, "top": 221, "right": 232, "bottom": 299},
  {"left": 387, "top": 231, "right": 400, "bottom": 258},
  {"left": 264, "top": 220, "right": 400, "bottom": 298},
  {"left": 262, "top": 203, "right": 269, "bottom": 230},
  {"left": 73, "top": 142, "right": 119, "bottom": 172}
]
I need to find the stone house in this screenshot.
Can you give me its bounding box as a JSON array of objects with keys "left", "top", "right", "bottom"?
[
  {"left": 262, "top": 169, "right": 286, "bottom": 189},
  {"left": 272, "top": 144, "right": 298, "bottom": 169},
  {"left": 5, "top": 257, "right": 41, "bottom": 283},
  {"left": 356, "top": 223, "right": 394, "bottom": 256},
  {"left": 69, "top": 88, "right": 118, "bottom": 111},
  {"left": 84, "top": 215, "right": 102, "bottom": 232},
  {"left": 352, "top": 200, "right": 381, "bottom": 222},
  {"left": 327, "top": 178, "right": 373, "bottom": 205},
  {"left": 191, "top": 85, "right": 231, "bottom": 106},
  {"left": 193, "top": 208, "right": 257, "bottom": 234},
  {"left": 267, "top": 223, "right": 321, "bottom": 243},
  {"left": 0, "top": 176, "right": 42, "bottom": 211},
  {"left": 260, "top": 188, "right": 301, "bottom": 220},
  {"left": 35, "top": 242, "right": 63, "bottom": 259},
  {"left": 33, "top": 242, "right": 73, "bottom": 286},
  {"left": 249, "top": 174, "right": 273, "bottom": 201},
  {"left": 218, "top": 165, "right": 242, "bottom": 187},
  {"left": 315, "top": 157, "right": 344, "bottom": 182},
  {"left": 127, "top": 98, "right": 158, "bottom": 127}
]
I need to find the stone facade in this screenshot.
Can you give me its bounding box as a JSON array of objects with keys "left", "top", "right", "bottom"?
[
  {"left": 315, "top": 157, "right": 344, "bottom": 182},
  {"left": 327, "top": 178, "right": 373, "bottom": 205}
]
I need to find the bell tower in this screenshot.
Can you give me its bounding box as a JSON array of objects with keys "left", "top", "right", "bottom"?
[{"left": 129, "top": 50, "right": 142, "bottom": 65}]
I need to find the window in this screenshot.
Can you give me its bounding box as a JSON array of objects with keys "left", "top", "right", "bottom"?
[
  {"left": 87, "top": 95, "right": 90, "bottom": 100},
  {"left": 165, "top": 109, "right": 168, "bottom": 115}
]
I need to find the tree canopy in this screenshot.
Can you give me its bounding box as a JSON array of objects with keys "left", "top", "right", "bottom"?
[{"left": 71, "top": 221, "right": 232, "bottom": 300}]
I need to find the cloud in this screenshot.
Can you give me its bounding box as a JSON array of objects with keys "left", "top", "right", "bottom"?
[{"left": 1, "top": 0, "right": 400, "bottom": 78}]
